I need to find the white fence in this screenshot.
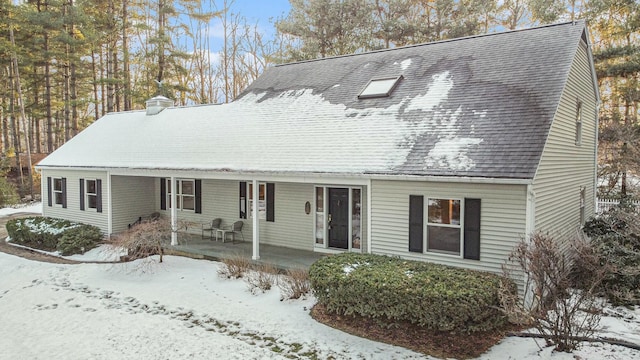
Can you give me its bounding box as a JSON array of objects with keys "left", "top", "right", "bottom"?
[{"left": 597, "top": 198, "right": 640, "bottom": 213}]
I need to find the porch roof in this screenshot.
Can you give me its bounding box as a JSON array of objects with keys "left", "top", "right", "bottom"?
[{"left": 38, "top": 22, "right": 588, "bottom": 180}]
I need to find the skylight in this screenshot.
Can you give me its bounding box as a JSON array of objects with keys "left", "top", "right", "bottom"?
[{"left": 358, "top": 75, "right": 403, "bottom": 99}]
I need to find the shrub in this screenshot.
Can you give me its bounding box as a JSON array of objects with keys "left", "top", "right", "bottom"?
[
  {"left": 56, "top": 225, "right": 103, "bottom": 256},
  {"left": 583, "top": 207, "right": 640, "bottom": 305},
  {"left": 6, "top": 216, "right": 80, "bottom": 251},
  {"left": 218, "top": 254, "right": 252, "bottom": 279},
  {"left": 0, "top": 177, "right": 19, "bottom": 206},
  {"left": 112, "top": 219, "right": 170, "bottom": 262},
  {"left": 245, "top": 263, "right": 279, "bottom": 294},
  {"left": 309, "top": 253, "right": 509, "bottom": 333},
  {"left": 279, "top": 267, "right": 311, "bottom": 300},
  {"left": 502, "top": 232, "right": 607, "bottom": 352}
]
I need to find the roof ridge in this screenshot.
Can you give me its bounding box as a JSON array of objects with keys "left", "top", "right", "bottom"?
[{"left": 274, "top": 20, "right": 585, "bottom": 67}]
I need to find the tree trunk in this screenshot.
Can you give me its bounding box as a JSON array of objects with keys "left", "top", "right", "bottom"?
[{"left": 122, "top": 0, "right": 131, "bottom": 110}]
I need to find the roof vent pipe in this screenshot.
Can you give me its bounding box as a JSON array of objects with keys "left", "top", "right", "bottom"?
[{"left": 145, "top": 95, "right": 174, "bottom": 115}]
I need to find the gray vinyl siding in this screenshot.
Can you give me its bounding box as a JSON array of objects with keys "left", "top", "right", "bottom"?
[
  {"left": 370, "top": 180, "right": 527, "bottom": 277},
  {"left": 41, "top": 169, "right": 109, "bottom": 233},
  {"left": 111, "top": 176, "right": 156, "bottom": 233},
  {"left": 533, "top": 40, "right": 597, "bottom": 248}
]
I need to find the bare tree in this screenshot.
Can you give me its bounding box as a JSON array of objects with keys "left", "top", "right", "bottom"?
[{"left": 111, "top": 218, "right": 170, "bottom": 263}]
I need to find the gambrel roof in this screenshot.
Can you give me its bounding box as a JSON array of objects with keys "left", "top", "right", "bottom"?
[{"left": 39, "top": 21, "right": 595, "bottom": 180}]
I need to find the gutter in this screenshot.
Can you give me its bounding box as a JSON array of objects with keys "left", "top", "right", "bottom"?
[{"left": 35, "top": 165, "right": 532, "bottom": 186}]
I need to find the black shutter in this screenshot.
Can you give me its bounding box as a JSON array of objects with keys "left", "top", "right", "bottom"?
[
  {"left": 96, "top": 179, "right": 103, "bottom": 213},
  {"left": 409, "top": 195, "right": 424, "bottom": 253},
  {"left": 239, "top": 181, "right": 247, "bottom": 219},
  {"left": 47, "top": 177, "right": 52, "bottom": 207},
  {"left": 464, "top": 198, "right": 481, "bottom": 260},
  {"left": 61, "top": 178, "right": 67, "bottom": 209},
  {"left": 195, "top": 179, "right": 202, "bottom": 214},
  {"left": 160, "top": 178, "right": 167, "bottom": 210},
  {"left": 266, "top": 183, "right": 275, "bottom": 222},
  {"left": 79, "top": 179, "right": 85, "bottom": 211}
]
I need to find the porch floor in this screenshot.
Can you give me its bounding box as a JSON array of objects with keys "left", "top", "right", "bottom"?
[{"left": 165, "top": 233, "right": 327, "bottom": 270}]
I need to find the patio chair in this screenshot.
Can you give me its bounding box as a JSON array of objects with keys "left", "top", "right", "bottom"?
[
  {"left": 201, "top": 218, "right": 222, "bottom": 240},
  {"left": 217, "top": 221, "right": 244, "bottom": 243}
]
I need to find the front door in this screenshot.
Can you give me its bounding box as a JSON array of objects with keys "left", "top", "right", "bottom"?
[{"left": 328, "top": 188, "right": 349, "bottom": 249}]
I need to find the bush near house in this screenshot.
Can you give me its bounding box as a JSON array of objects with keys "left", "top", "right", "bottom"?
[
  {"left": 56, "top": 225, "right": 104, "bottom": 256},
  {"left": 6, "top": 216, "right": 103, "bottom": 255},
  {"left": 309, "top": 253, "right": 511, "bottom": 333},
  {"left": 583, "top": 204, "right": 640, "bottom": 305}
]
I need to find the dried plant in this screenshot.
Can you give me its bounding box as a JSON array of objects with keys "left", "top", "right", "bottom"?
[
  {"left": 218, "top": 254, "right": 252, "bottom": 279},
  {"left": 111, "top": 218, "right": 171, "bottom": 263},
  {"left": 501, "top": 231, "right": 610, "bottom": 352},
  {"left": 279, "top": 267, "right": 311, "bottom": 300},
  {"left": 245, "top": 262, "right": 279, "bottom": 294}
]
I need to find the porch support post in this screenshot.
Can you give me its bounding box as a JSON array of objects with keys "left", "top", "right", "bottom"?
[
  {"left": 106, "top": 171, "right": 113, "bottom": 236},
  {"left": 367, "top": 179, "right": 372, "bottom": 254},
  {"left": 170, "top": 176, "right": 178, "bottom": 246},
  {"left": 252, "top": 179, "right": 260, "bottom": 260}
]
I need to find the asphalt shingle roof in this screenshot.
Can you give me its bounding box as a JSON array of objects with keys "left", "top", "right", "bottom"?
[{"left": 39, "top": 21, "right": 589, "bottom": 180}]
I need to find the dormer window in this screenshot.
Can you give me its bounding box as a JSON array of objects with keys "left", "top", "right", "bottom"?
[{"left": 358, "top": 75, "right": 403, "bottom": 99}]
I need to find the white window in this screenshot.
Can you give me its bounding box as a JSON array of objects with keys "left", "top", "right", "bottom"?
[
  {"left": 249, "top": 182, "right": 266, "bottom": 219},
  {"left": 358, "top": 76, "right": 403, "bottom": 99},
  {"left": 86, "top": 179, "right": 97, "bottom": 209},
  {"left": 53, "top": 178, "right": 64, "bottom": 206},
  {"left": 166, "top": 179, "right": 195, "bottom": 211},
  {"left": 575, "top": 100, "right": 583, "bottom": 146},
  {"left": 427, "top": 198, "right": 462, "bottom": 255},
  {"left": 315, "top": 187, "right": 324, "bottom": 245}
]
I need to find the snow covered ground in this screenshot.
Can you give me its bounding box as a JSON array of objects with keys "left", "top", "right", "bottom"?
[
  {"left": 0, "top": 204, "right": 638, "bottom": 359},
  {"left": 0, "top": 202, "right": 42, "bottom": 217}
]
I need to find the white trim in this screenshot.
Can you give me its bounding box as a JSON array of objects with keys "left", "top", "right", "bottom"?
[
  {"left": 313, "top": 185, "right": 363, "bottom": 252},
  {"left": 425, "top": 197, "right": 463, "bottom": 257},
  {"left": 252, "top": 179, "right": 260, "bottom": 260},
  {"left": 85, "top": 179, "right": 98, "bottom": 211},
  {"left": 313, "top": 247, "right": 347, "bottom": 255},
  {"left": 165, "top": 178, "right": 196, "bottom": 212},
  {"left": 312, "top": 185, "right": 327, "bottom": 249},
  {"left": 52, "top": 177, "right": 64, "bottom": 207},
  {"left": 107, "top": 171, "right": 113, "bottom": 235},
  {"left": 525, "top": 185, "right": 536, "bottom": 238},
  {"left": 248, "top": 182, "right": 266, "bottom": 220},
  {"left": 367, "top": 180, "right": 372, "bottom": 254},
  {"left": 170, "top": 176, "right": 178, "bottom": 246},
  {"left": 35, "top": 166, "right": 532, "bottom": 185},
  {"left": 593, "top": 102, "right": 600, "bottom": 214}
]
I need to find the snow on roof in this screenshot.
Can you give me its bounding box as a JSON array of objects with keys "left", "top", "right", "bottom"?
[
  {"left": 39, "top": 21, "right": 590, "bottom": 179},
  {"left": 40, "top": 72, "right": 472, "bottom": 174}
]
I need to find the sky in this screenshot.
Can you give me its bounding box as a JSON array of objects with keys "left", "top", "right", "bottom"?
[{"left": 229, "top": 0, "right": 291, "bottom": 26}]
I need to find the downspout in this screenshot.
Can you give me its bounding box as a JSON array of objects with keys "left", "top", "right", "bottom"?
[
  {"left": 524, "top": 184, "right": 536, "bottom": 309},
  {"left": 170, "top": 176, "right": 178, "bottom": 246},
  {"left": 593, "top": 102, "right": 600, "bottom": 214},
  {"left": 252, "top": 179, "right": 260, "bottom": 260},
  {"left": 525, "top": 185, "right": 536, "bottom": 237}
]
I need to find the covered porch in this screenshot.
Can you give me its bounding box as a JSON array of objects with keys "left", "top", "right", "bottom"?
[{"left": 165, "top": 233, "right": 327, "bottom": 270}]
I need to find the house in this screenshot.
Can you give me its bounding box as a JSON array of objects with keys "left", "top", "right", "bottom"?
[{"left": 36, "top": 21, "right": 599, "bottom": 284}]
